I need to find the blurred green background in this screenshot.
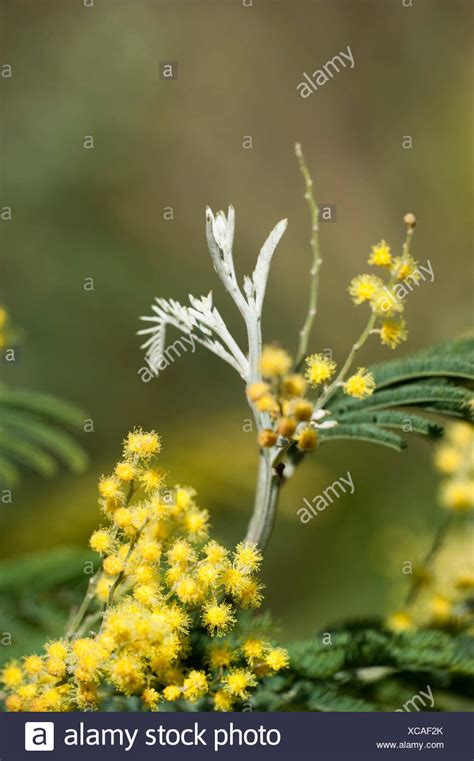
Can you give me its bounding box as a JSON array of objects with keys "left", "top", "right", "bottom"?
[{"left": 0, "top": 0, "right": 472, "bottom": 646}]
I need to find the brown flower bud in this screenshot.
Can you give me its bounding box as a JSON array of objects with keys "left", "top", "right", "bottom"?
[{"left": 403, "top": 212, "right": 416, "bottom": 227}]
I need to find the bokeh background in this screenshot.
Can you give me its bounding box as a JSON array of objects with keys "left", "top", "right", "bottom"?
[{"left": 0, "top": 0, "right": 472, "bottom": 651}]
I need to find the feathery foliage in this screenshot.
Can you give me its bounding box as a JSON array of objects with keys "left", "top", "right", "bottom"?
[
  {"left": 318, "top": 423, "right": 406, "bottom": 451},
  {"left": 251, "top": 627, "right": 474, "bottom": 711},
  {"left": 322, "top": 337, "right": 474, "bottom": 451},
  {"left": 0, "top": 386, "right": 88, "bottom": 486},
  {"left": 0, "top": 548, "right": 92, "bottom": 661}
]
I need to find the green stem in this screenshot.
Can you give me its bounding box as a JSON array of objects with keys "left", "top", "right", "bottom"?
[
  {"left": 315, "top": 221, "right": 415, "bottom": 411},
  {"left": 294, "top": 143, "right": 322, "bottom": 368},
  {"left": 105, "top": 518, "right": 149, "bottom": 610},
  {"left": 316, "top": 312, "right": 378, "bottom": 411},
  {"left": 405, "top": 513, "right": 453, "bottom": 607},
  {"left": 66, "top": 481, "right": 136, "bottom": 639},
  {"left": 66, "top": 573, "right": 101, "bottom": 639}
]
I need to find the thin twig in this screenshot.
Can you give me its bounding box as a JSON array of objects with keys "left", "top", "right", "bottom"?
[
  {"left": 315, "top": 311, "right": 378, "bottom": 411},
  {"left": 66, "top": 482, "right": 136, "bottom": 639},
  {"left": 105, "top": 518, "right": 149, "bottom": 611},
  {"left": 294, "top": 143, "right": 322, "bottom": 368},
  {"left": 405, "top": 514, "right": 453, "bottom": 607}
]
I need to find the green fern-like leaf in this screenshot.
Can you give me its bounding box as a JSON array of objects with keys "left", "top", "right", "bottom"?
[
  {"left": 0, "top": 385, "right": 88, "bottom": 486},
  {"left": 369, "top": 336, "right": 474, "bottom": 389},
  {"left": 333, "top": 411, "right": 444, "bottom": 438},
  {"left": 322, "top": 337, "right": 473, "bottom": 453},
  {"left": 0, "top": 388, "right": 85, "bottom": 427},
  {"left": 0, "top": 548, "right": 92, "bottom": 662},
  {"left": 331, "top": 382, "right": 472, "bottom": 416},
  {"left": 250, "top": 625, "right": 474, "bottom": 711},
  {"left": 318, "top": 424, "right": 406, "bottom": 451}
]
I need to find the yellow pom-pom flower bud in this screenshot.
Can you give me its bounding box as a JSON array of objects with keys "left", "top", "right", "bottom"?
[
  {"left": 277, "top": 416, "right": 297, "bottom": 438},
  {"left": 295, "top": 427, "right": 317, "bottom": 452},
  {"left": 258, "top": 429, "right": 278, "bottom": 448},
  {"left": 183, "top": 670, "right": 208, "bottom": 702},
  {"left": 343, "top": 368, "right": 376, "bottom": 399},
  {"left": 124, "top": 429, "right": 161, "bottom": 460},
  {"left": 379, "top": 318, "right": 408, "bottom": 349},
  {"left": 89, "top": 529, "right": 113, "bottom": 554},
  {"left": 163, "top": 684, "right": 181, "bottom": 702},
  {"left": 281, "top": 374, "right": 307, "bottom": 398},
  {"left": 98, "top": 477, "right": 122, "bottom": 499},
  {"left": 260, "top": 345, "right": 292, "bottom": 378},
  {"left": 222, "top": 668, "right": 256, "bottom": 699},
  {"left": 348, "top": 274, "right": 384, "bottom": 305},
  {"left": 246, "top": 382, "right": 270, "bottom": 403},
  {"left": 265, "top": 647, "right": 289, "bottom": 671},
  {"left": 202, "top": 601, "right": 235, "bottom": 636},
  {"left": 103, "top": 555, "right": 124, "bottom": 576},
  {"left": 305, "top": 353, "right": 336, "bottom": 386},
  {"left": 233, "top": 541, "right": 262, "bottom": 572},
  {"left": 441, "top": 480, "right": 474, "bottom": 511},
  {"left": 114, "top": 461, "right": 136, "bottom": 482},
  {"left": 368, "top": 240, "right": 392, "bottom": 267},
  {"left": 386, "top": 611, "right": 413, "bottom": 632}
]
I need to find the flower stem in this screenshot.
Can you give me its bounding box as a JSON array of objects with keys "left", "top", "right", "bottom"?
[
  {"left": 66, "top": 573, "right": 101, "bottom": 639},
  {"left": 66, "top": 482, "right": 136, "bottom": 639},
  {"left": 295, "top": 143, "right": 322, "bottom": 368},
  {"left": 106, "top": 519, "right": 149, "bottom": 610},
  {"left": 316, "top": 312, "right": 378, "bottom": 410},
  {"left": 405, "top": 513, "right": 453, "bottom": 606},
  {"left": 245, "top": 453, "right": 282, "bottom": 548}
]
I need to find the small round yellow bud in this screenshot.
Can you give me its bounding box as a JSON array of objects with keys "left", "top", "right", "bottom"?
[
  {"left": 163, "top": 685, "right": 181, "bottom": 702},
  {"left": 113, "top": 507, "right": 133, "bottom": 528},
  {"left": 295, "top": 427, "right": 317, "bottom": 451},
  {"left": 292, "top": 399, "right": 313, "bottom": 422},
  {"left": 5, "top": 694, "right": 22, "bottom": 711},
  {"left": 89, "top": 529, "right": 112, "bottom": 554},
  {"left": 254, "top": 393, "right": 279, "bottom": 414},
  {"left": 103, "top": 555, "right": 124, "bottom": 576},
  {"left": 258, "top": 429, "right": 278, "bottom": 448},
  {"left": 115, "top": 462, "right": 136, "bottom": 481},
  {"left": 387, "top": 611, "right": 413, "bottom": 632},
  {"left": 282, "top": 374, "right": 306, "bottom": 398},
  {"left": 246, "top": 382, "right": 270, "bottom": 403},
  {"left": 277, "top": 416, "right": 297, "bottom": 438}
]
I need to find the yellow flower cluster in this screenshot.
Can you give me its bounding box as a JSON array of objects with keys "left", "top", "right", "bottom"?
[
  {"left": 387, "top": 421, "right": 474, "bottom": 634},
  {"left": 249, "top": 346, "right": 376, "bottom": 453},
  {"left": 348, "top": 222, "right": 418, "bottom": 350},
  {"left": 387, "top": 527, "right": 474, "bottom": 633},
  {"left": 250, "top": 347, "right": 317, "bottom": 453},
  {"left": 251, "top": 347, "right": 308, "bottom": 448},
  {"left": 434, "top": 422, "right": 474, "bottom": 512},
  {"left": 1, "top": 430, "right": 289, "bottom": 713}
]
